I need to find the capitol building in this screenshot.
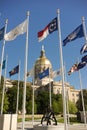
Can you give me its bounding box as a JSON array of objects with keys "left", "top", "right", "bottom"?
[
  {"left": 31, "top": 46, "right": 80, "bottom": 104},
  {"left": 6, "top": 46, "right": 80, "bottom": 104}
]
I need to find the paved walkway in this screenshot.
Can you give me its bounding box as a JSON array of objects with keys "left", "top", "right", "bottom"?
[
  {"left": 17, "top": 121, "right": 87, "bottom": 130},
  {"left": 68, "top": 124, "right": 87, "bottom": 130}
]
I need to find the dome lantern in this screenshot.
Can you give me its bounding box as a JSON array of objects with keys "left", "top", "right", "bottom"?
[
  {"left": 34, "top": 46, "right": 53, "bottom": 86},
  {"left": 40, "top": 45, "right": 45, "bottom": 58}
]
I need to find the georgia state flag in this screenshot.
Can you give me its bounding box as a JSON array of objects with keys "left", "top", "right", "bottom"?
[{"left": 63, "top": 24, "right": 84, "bottom": 46}]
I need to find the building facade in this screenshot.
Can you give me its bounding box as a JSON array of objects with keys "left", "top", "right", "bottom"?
[
  {"left": 33, "top": 46, "right": 80, "bottom": 103},
  {"left": 5, "top": 46, "right": 80, "bottom": 103}
]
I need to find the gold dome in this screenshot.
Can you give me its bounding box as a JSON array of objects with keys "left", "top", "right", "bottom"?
[
  {"left": 35, "top": 46, "right": 52, "bottom": 68},
  {"left": 34, "top": 46, "right": 52, "bottom": 79}
]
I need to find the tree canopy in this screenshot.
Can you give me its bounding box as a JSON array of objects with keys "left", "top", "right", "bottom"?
[{"left": 76, "top": 89, "right": 87, "bottom": 111}]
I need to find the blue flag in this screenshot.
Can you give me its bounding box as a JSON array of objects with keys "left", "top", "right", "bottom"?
[
  {"left": 63, "top": 24, "right": 84, "bottom": 46},
  {"left": 81, "top": 55, "right": 87, "bottom": 63},
  {"left": 0, "top": 26, "right": 5, "bottom": 41},
  {"left": 9, "top": 65, "right": 19, "bottom": 76},
  {"left": 80, "top": 44, "right": 87, "bottom": 54},
  {"left": 38, "top": 68, "right": 49, "bottom": 79},
  {"left": 77, "top": 61, "right": 86, "bottom": 70},
  {"left": 2, "top": 60, "right": 6, "bottom": 69},
  {"left": 0, "top": 60, "right": 6, "bottom": 69}
]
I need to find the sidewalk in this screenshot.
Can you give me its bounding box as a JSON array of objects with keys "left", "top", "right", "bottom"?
[
  {"left": 17, "top": 120, "right": 39, "bottom": 130},
  {"left": 17, "top": 121, "right": 87, "bottom": 130}
]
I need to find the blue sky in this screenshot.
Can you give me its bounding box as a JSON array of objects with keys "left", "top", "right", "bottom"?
[{"left": 0, "top": 0, "right": 87, "bottom": 90}]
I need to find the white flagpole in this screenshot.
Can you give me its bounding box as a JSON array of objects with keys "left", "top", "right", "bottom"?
[
  {"left": 57, "top": 9, "right": 67, "bottom": 130},
  {"left": 1, "top": 55, "right": 8, "bottom": 114},
  {"left": 82, "top": 16, "right": 87, "bottom": 43},
  {"left": 64, "top": 64, "right": 70, "bottom": 125},
  {"left": 22, "top": 11, "right": 30, "bottom": 130},
  {"left": 32, "top": 66, "right": 35, "bottom": 127},
  {"left": 66, "top": 90, "right": 70, "bottom": 125},
  {"left": 78, "top": 69, "right": 87, "bottom": 126},
  {"left": 16, "top": 61, "right": 20, "bottom": 114},
  {"left": 0, "top": 19, "right": 8, "bottom": 83},
  {"left": 49, "top": 68, "right": 52, "bottom": 108}
]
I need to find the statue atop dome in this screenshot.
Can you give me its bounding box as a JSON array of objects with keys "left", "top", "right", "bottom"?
[
  {"left": 40, "top": 45, "right": 45, "bottom": 58},
  {"left": 34, "top": 46, "right": 53, "bottom": 86}
]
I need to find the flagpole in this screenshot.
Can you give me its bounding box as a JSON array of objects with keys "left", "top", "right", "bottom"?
[
  {"left": 82, "top": 16, "right": 87, "bottom": 44},
  {"left": 1, "top": 55, "right": 8, "bottom": 114},
  {"left": 78, "top": 69, "right": 87, "bottom": 126},
  {"left": 66, "top": 90, "right": 70, "bottom": 125},
  {"left": 57, "top": 9, "right": 67, "bottom": 130},
  {"left": 64, "top": 64, "right": 70, "bottom": 125},
  {"left": 49, "top": 68, "right": 52, "bottom": 108},
  {"left": 22, "top": 11, "right": 30, "bottom": 130},
  {"left": 32, "top": 65, "right": 35, "bottom": 127},
  {"left": 32, "top": 80, "right": 35, "bottom": 127},
  {"left": 16, "top": 61, "right": 20, "bottom": 114},
  {"left": 0, "top": 19, "right": 8, "bottom": 83}
]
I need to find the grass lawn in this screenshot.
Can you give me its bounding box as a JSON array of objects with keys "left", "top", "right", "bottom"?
[{"left": 18, "top": 116, "right": 81, "bottom": 124}]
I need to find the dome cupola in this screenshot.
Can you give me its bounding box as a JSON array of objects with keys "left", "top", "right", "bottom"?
[
  {"left": 34, "top": 46, "right": 53, "bottom": 85},
  {"left": 35, "top": 46, "right": 52, "bottom": 69}
]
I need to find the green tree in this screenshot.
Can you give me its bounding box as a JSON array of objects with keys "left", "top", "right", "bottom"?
[
  {"left": 68, "top": 101, "right": 77, "bottom": 114},
  {"left": 18, "top": 86, "right": 23, "bottom": 112},
  {"left": 3, "top": 94, "right": 9, "bottom": 113},
  {"left": 36, "top": 91, "right": 63, "bottom": 114},
  {"left": 26, "top": 100, "right": 37, "bottom": 114},
  {"left": 76, "top": 89, "right": 87, "bottom": 111},
  {"left": 0, "top": 79, "right": 9, "bottom": 113},
  {"left": 0, "top": 76, "right": 4, "bottom": 88},
  {"left": 26, "top": 85, "right": 33, "bottom": 114},
  {"left": 6, "top": 81, "right": 33, "bottom": 114},
  {"left": 52, "top": 101, "right": 58, "bottom": 114},
  {"left": 0, "top": 93, "right": 9, "bottom": 114},
  {"left": 35, "top": 91, "right": 49, "bottom": 114},
  {"left": 7, "top": 86, "right": 17, "bottom": 113},
  {"left": 52, "top": 94, "right": 63, "bottom": 114}
]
